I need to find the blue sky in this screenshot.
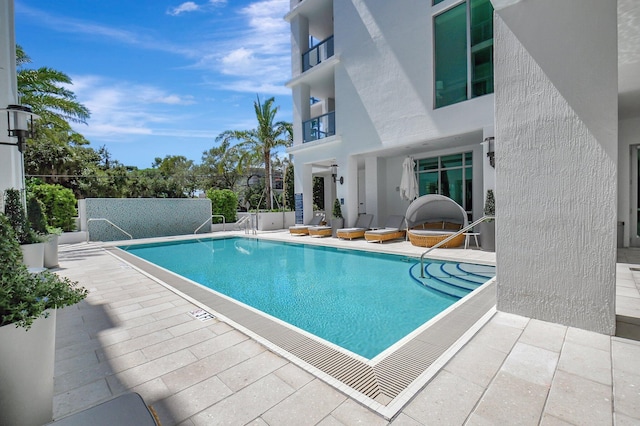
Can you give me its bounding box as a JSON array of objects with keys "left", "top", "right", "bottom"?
[{"left": 14, "top": 0, "right": 292, "bottom": 169}]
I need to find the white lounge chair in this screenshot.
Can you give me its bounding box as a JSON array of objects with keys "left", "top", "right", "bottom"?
[
  {"left": 364, "top": 215, "right": 406, "bottom": 243},
  {"left": 289, "top": 214, "right": 324, "bottom": 235}
]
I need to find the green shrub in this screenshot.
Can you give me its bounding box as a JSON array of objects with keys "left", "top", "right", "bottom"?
[
  {"left": 27, "top": 196, "right": 48, "bottom": 235},
  {"left": 28, "top": 183, "right": 77, "bottom": 231},
  {"left": 206, "top": 189, "right": 238, "bottom": 224},
  {"left": 332, "top": 198, "right": 342, "bottom": 219},
  {"left": 3, "top": 189, "right": 38, "bottom": 244},
  {"left": 0, "top": 213, "right": 87, "bottom": 329}
]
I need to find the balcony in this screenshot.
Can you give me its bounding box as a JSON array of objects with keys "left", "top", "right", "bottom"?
[
  {"left": 303, "top": 111, "right": 335, "bottom": 143},
  {"left": 302, "top": 36, "right": 334, "bottom": 72}
]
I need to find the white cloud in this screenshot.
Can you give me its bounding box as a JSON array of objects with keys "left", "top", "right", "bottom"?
[
  {"left": 168, "top": 2, "right": 200, "bottom": 16},
  {"left": 67, "top": 76, "right": 199, "bottom": 140}
]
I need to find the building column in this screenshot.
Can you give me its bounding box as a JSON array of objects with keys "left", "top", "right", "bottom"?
[
  {"left": 492, "top": 0, "right": 618, "bottom": 334},
  {"left": 292, "top": 84, "right": 310, "bottom": 145},
  {"left": 0, "top": 0, "right": 24, "bottom": 204},
  {"left": 365, "top": 157, "right": 380, "bottom": 227},
  {"left": 294, "top": 162, "right": 314, "bottom": 224}
]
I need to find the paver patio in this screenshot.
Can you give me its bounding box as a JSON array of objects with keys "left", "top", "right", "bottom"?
[{"left": 51, "top": 232, "right": 640, "bottom": 425}]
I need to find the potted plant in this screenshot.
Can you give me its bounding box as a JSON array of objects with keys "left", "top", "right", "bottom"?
[
  {"left": 481, "top": 189, "right": 495, "bottom": 252},
  {"left": 331, "top": 198, "right": 344, "bottom": 237},
  {"left": 4, "top": 188, "right": 45, "bottom": 268},
  {"left": 0, "top": 212, "right": 87, "bottom": 426},
  {"left": 26, "top": 195, "right": 60, "bottom": 268}
]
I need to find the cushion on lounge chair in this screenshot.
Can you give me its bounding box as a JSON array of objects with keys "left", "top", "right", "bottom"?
[{"left": 336, "top": 214, "right": 374, "bottom": 240}]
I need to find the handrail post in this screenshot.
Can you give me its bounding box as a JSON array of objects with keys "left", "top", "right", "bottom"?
[
  {"left": 419, "top": 215, "right": 494, "bottom": 278},
  {"left": 87, "top": 218, "right": 133, "bottom": 242}
]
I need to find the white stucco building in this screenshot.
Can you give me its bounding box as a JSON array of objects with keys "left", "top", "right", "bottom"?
[{"left": 286, "top": 0, "right": 640, "bottom": 334}]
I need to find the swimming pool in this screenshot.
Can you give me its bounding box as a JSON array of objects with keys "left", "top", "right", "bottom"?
[{"left": 121, "top": 237, "right": 493, "bottom": 359}]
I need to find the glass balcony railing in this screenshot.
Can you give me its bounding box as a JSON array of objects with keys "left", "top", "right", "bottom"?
[
  {"left": 302, "top": 36, "right": 334, "bottom": 72},
  {"left": 303, "top": 111, "right": 335, "bottom": 143}
]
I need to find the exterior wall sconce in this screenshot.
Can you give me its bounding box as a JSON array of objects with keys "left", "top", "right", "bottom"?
[
  {"left": 485, "top": 136, "right": 495, "bottom": 168},
  {"left": 330, "top": 164, "right": 344, "bottom": 185},
  {"left": 1, "top": 104, "right": 39, "bottom": 153}
]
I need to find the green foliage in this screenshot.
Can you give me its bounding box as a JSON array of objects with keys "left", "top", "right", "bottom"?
[
  {"left": 313, "top": 177, "right": 325, "bottom": 211},
  {"left": 206, "top": 189, "right": 238, "bottom": 224},
  {"left": 28, "top": 183, "right": 77, "bottom": 232},
  {"left": 332, "top": 198, "right": 343, "bottom": 219},
  {"left": 242, "top": 178, "right": 267, "bottom": 211},
  {"left": 3, "top": 189, "right": 38, "bottom": 244},
  {"left": 284, "top": 164, "right": 294, "bottom": 210},
  {"left": 27, "top": 196, "right": 48, "bottom": 235},
  {"left": 484, "top": 189, "right": 495, "bottom": 216},
  {"left": 0, "top": 213, "right": 87, "bottom": 329}
]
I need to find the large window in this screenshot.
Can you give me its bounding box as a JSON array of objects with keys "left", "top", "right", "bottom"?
[
  {"left": 434, "top": 0, "right": 494, "bottom": 108},
  {"left": 416, "top": 152, "right": 473, "bottom": 214}
]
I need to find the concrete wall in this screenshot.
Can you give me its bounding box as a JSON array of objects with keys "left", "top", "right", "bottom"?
[
  {"left": 81, "top": 198, "right": 212, "bottom": 242},
  {"left": 493, "top": 0, "right": 618, "bottom": 334}
]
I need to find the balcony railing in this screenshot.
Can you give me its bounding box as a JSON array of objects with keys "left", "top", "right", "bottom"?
[
  {"left": 302, "top": 36, "right": 334, "bottom": 72},
  {"left": 303, "top": 111, "right": 335, "bottom": 143}
]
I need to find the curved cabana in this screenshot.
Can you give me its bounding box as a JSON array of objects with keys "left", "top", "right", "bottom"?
[{"left": 405, "top": 194, "right": 468, "bottom": 248}]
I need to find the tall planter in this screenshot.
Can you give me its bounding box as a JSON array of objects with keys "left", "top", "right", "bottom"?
[
  {"left": 0, "top": 311, "right": 56, "bottom": 426},
  {"left": 20, "top": 242, "right": 45, "bottom": 269},
  {"left": 44, "top": 235, "right": 59, "bottom": 268},
  {"left": 480, "top": 221, "right": 495, "bottom": 252},
  {"left": 331, "top": 218, "right": 344, "bottom": 237}
]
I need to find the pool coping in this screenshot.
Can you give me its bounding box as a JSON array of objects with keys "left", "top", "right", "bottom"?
[{"left": 107, "top": 234, "right": 496, "bottom": 419}]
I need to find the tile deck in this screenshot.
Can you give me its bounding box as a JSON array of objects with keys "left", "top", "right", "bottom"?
[{"left": 51, "top": 231, "right": 640, "bottom": 425}]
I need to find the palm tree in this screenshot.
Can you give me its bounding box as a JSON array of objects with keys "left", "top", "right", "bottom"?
[
  {"left": 16, "top": 45, "right": 90, "bottom": 131},
  {"left": 216, "top": 96, "right": 292, "bottom": 210}
]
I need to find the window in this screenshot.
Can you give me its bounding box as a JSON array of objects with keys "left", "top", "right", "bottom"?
[
  {"left": 434, "top": 0, "right": 494, "bottom": 108},
  {"left": 416, "top": 152, "right": 473, "bottom": 214}
]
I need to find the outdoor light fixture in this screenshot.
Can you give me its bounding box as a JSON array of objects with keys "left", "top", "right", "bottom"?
[
  {"left": 485, "top": 136, "right": 495, "bottom": 168},
  {"left": 330, "top": 163, "right": 344, "bottom": 185},
  {"left": 1, "top": 104, "right": 39, "bottom": 152}
]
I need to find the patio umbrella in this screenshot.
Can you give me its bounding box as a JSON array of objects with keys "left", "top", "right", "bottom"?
[{"left": 400, "top": 157, "right": 418, "bottom": 201}]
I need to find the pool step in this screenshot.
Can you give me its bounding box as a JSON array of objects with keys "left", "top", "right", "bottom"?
[{"left": 409, "top": 261, "right": 496, "bottom": 299}]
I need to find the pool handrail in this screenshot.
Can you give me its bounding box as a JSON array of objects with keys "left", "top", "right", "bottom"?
[
  {"left": 87, "top": 218, "right": 133, "bottom": 241},
  {"left": 194, "top": 215, "right": 226, "bottom": 234},
  {"left": 418, "top": 215, "right": 494, "bottom": 278}
]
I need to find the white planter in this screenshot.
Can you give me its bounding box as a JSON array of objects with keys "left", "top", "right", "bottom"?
[
  {"left": 20, "top": 242, "right": 45, "bottom": 269},
  {"left": 44, "top": 235, "right": 59, "bottom": 268},
  {"left": 331, "top": 218, "right": 344, "bottom": 237},
  {"left": 0, "top": 311, "right": 56, "bottom": 426},
  {"left": 257, "top": 212, "right": 284, "bottom": 231},
  {"left": 283, "top": 211, "right": 296, "bottom": 228}
]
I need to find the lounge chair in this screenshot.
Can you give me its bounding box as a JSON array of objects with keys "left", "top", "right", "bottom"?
[
  {"left": 289, "top": 215, "right": 324, "bottom": 236},
  {"left": 404, "top": 194, "right": 468, "bottom": 248},
  {"left": 308, "top": 219, "right": 336, "bottom": 237},
  {"left": 336, "top": 214, "right": 374, "bottom": 240},
  {"left": 364, "top": 215, "right": 406, "bottom": 243}
]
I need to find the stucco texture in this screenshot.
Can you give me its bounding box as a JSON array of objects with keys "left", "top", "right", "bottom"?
[{"left": 493, "top": 4, "right": 617, "bottom": 334}]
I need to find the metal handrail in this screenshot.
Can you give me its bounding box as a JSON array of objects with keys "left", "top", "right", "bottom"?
[
  {"left": 194, "top": 214, "right": 226, "bottom": 234},
  {"left": 418, "top": 215, "right": 494, "bottom": 278},
  {"left": 87, "top": 218, "right": 133, "bottom": 241}
]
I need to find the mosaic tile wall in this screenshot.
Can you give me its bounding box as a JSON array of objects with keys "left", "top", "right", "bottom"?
[{"left": 83, "top": 198, "right": 212, "bottom": 242}]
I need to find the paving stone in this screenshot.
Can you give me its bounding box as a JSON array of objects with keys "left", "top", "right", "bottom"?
[
  {"left": 330, "top": 398, "right": 387, "bottom": 425},
  {"left": 54, "top": 360, "right": 115, "bottom": 394},
  {"left": 401, "top": 370, "right": 484, "bottom": 425},
  {"left": 467, "top": 320, "right": 524, "bottom": 354},
  {"left": 316, "top": 415, "right": 348, "bottom": 425},
  {"left": 245, "top": 418, "right": 270, "bottom": 426},
  {"left": 161, "top": 343, "right": 255, "bottom": 393},
  {"left": 98, "top": 329, "right": 174, "bottom": 359},
  {"left": 131, "top": 377, "right": 172, "bottom": 405},
  {"left": 500, "top": 342, "right": 559, "bottom": 387},
  {"left": 262, "top": 379, "right": 347, "bottom": 425},
  {"left": 273, "top": 363, "right": 315, "bottom": 390},
  {"left": 389, "top": 413, "right": 423, "bottom": 426},
  {"left": 614, "top": 412, "right": 640, "bottom": 425},
  {"left": 217, "top": 350, "right": 289, "bottom": 392},
  {"left": 142, "top": 327, "right": 217, "bottom": 360},
  {"left": 53, "top": 379, "right": 112, "bottom": 420},
  {"left": 611, "top": 338, "right": 640, "bottom": 375},
  {"left": 55, "top": 350, "right": 99, "bottom": 376},
  {"left": 190, "top": 374, "right": 295, "bottom": 426},
  {"left": 153, "top": 376, "right": 233, "bottom": 424},
  {"left": 471, "top": 371, "right": 548, "bottom": 425},
  {"left": 518, "top": 319, "right": 566, "bottom": 352},
  {"left": 557, "top": 341, "right": 611, "bottom": 386},
  {"left": 539, "top": 413, "right": 574, "bottom": 425},
  {"left": 116, "top": 349, "right": 199, "bottom": 388},
  {"left": 443, "top": 339, "right": 507, "bottom": 388},
  {"left": 545, "top": 370, "right": 613, "bottom": 425},
  {"left": 612, "top": 368, "right": 640, "bottom": 419},
  {"left": 189, "top": 329, "right": 250, "bottom": 359},
  {"left": 167, "top": 316, "right": 211, "bottom": 337},
  {"left": 564, "top": 327, "right": 611, "bottom": 352}
]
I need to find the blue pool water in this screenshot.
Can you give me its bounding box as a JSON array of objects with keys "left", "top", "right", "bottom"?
[{"left": 121, "top": 238, "right": 493, "bottom": 359}]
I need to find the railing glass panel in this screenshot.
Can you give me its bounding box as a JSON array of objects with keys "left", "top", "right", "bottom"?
[
  {"left": 303, "top": 111, "right": 335, "bottom": 143},
  {"left": 302, "top": 36, "right": 334, "bottom": 72}
]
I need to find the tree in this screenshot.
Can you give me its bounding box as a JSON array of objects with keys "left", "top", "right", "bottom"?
[
  {"left": 215, "top": 96, "right": 292, "bottom": 210},
  {"left": 16, "top": 45, "right": 90, "bottom": 132},
  {"left": 198, "top": 140, "right": 242, "bottom": 191}
]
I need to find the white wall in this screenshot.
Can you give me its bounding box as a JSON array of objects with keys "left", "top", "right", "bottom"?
[
  {"left": 619, "top": 117, "right": 640, "bottom": 247},
  {"left": 493, "top": 0, "right": 618, "bottom": 334}
]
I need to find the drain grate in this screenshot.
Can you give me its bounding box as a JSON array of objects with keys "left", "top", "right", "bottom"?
[{"left": 110, "top": 247, "right": 495, "bottom": 405}]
